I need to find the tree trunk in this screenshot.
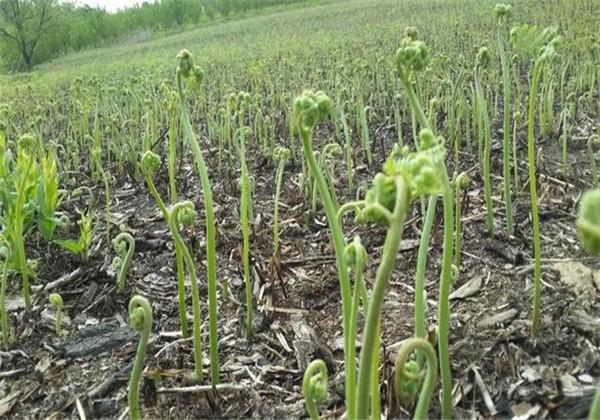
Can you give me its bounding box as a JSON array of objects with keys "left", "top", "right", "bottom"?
[{"left": 22, "top": 49, "right": 32, "bottom": 71}]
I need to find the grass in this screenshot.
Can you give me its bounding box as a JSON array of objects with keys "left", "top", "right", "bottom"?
[{"left": 4, "top": 0, "right": 593, "bottom": 95}]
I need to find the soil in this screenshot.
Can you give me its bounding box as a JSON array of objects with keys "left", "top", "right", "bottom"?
[{"left": 1, "top": 110, "right": 599, "bottom": 419}]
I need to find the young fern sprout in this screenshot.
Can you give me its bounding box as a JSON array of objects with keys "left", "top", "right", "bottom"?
[
  {"left": 295, "top": 90, "right": 356, "bottom": 418},
  {"left": 238, "top": 124, "right": 253, "bottom": 339},
  {"left": 140, "top": 150, "right": 189, "bottom": 338},
  {"left": 494, "top": 3, "right": 515, "bottom": 235},
  {"left": 453, "top": 172, "right": 470, "bottom": 268},
  {"left": 273, "top": 146, "right": 291, "bottom": 258},
  {"left": 393, "top": 31, "right": 440, "bottom": 372},
  {"left": 128, "top": 295, "right": 152, "bottom": 420},
  {"left": 345, "top": 236, "right": 369, "bottom": 333},
  {"left": 176, "top": 50, "right": 220, "bottom": 384},
  {"left": 396, "top": 34, "right": 455, "bottom": 419},
  {"left": 354, "top": 127, "right": 451, "bottom": 419},
  {"left": 49, "top": 293, "right": 64, "bottom": 336},
  {"left": 394, "top": 337, "right": 438, "bottom": 420},
  {"left": 168, "top": 201, "right": 204, "bottom": 381},
  {"left": 474, "top": 46, "right": 494, "bottom": 236},
  {"left": 395, "top": 30, "right": 429, "bottom": 130},
  {"left": 560, "top": 94, "right": 575, "bottom": 180},
  {"left": 112, "top": 232, "right": 135, "bottom": 293},
  {"left": 511, "top": 24, "right": 562, "bottom": 336},
  {"left": 343, "top": 235, "right": 380, "bottom": 415},
  {"left": 302, "top": 359, "right": 329, "bottom": 420}
]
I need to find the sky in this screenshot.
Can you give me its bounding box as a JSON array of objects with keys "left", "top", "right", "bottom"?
[{"left": 72, "top": 0, "right": 144, "bottom": 13}]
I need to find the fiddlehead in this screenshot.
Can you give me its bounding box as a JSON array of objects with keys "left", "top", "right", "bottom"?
[
  {"left": 140, "top": 150, "right": 169, "bottom": 219},
  {"left": 395, "top": 32, "right": 430, "bottom": 130},
  {"left": 302, "top": 359, "right": 329, "bottom": 420},
  {"left": 394, "top": 337, "right": 438, "bottom": 420},
  {"left": 141, "top": 149, "right": 162, "bottom": 178},
  {"left": 295, "top": 90, "right": 356, "bottom": 418},
  {"left": 493, "top": 3, "right": 511, "bottom": 24},
  {"left": 474, "top": 46, "right": 494, "bottom": 236},
  {"left": 576, "top": 189, "right": 600, "bottom": 255},
  {"left": 112, "top": 232, "right": 135, "bottom": 293},
  {"left": 453, "top": 171, "right": 470, "bottom": 269},
  {"left": 355, "top": 128, "right": 445, "bottom": 419},
  {"left": 294, "top": 90, "right": 332, "bottom": 139},
  {"left": 273, "top": 145, "right": 291, "bottom": 163},
  {"left": 344, "top": 235, "right": 380, "bottom": 416},
  {"left": 141, "top": 150, "right": 189, "bottom": 338},
  {"left": 511, "top": 24, "right": 561, "bottom": 337},
  {"left": 396, "top": 32, "right": 455, "bottom": 415},
  {"left": 273, "top": 146, "right": 291, "bottom": 258},
  {"left": 345, "top": 235, "right": 369, "bottom": 322},
  {"left": 168, "top": 201, "right": 203, "bottom": 381},
  {"left": 128, "top": 295, "right": 152, "bottom": 420},
  {"left": 49, "top": 293, "right": 64, "bottom": 336},
  {"left": 396, "top": 37, "right": 429, "bottom": 73},
  {"left": 494, "top": 3, "right": 515, "bottom": 235},
  {"left": 176, "top": 49, "right": 220, "bottom": 384}
]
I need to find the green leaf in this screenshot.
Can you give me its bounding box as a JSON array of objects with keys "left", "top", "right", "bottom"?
[{"left": 54, "top": 239, "right": 84, "bottom": 255}]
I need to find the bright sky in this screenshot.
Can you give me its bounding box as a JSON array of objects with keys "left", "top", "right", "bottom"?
[{"left": 73, "top": 0, "right": 144, "bottom": 13}]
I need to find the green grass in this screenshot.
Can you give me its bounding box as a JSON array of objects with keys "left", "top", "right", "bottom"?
[{"left": 4, "top": 0, "right": 595, "bottom": 98}]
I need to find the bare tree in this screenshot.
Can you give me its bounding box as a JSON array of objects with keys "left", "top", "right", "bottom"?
[{"left": 0, "top": 0, "right": 54, "bottom": 71}]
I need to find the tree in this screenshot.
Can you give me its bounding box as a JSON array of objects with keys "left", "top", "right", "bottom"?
[
  {"left": 0, "top": 0, "right": 55, "bottom": 71},
  {"left": 163, "top": 0, "right": 187, "bottom": 29}
]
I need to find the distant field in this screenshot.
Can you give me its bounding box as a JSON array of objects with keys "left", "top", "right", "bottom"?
[{"left": 5, "top": 0, "right": 595, "bottom": 94}]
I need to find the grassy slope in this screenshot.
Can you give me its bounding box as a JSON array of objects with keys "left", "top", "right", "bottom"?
[
  {"left": 3, "top": 0, "right": 494, "bottom": 92},
  {"left": 2, "top": 0, "right": 597, "bottom": 97}
]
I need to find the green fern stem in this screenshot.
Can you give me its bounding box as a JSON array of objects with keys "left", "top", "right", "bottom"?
[
  {"left": 176, "top": 66, "right": 220, "bottom": 384},
  {"left": 300, "top": 125, "right": 354, "bottom": 419},
  {"left": 528, "top": 62, "right": 544, "bottom": 337},
  {"left": 414, "top": 195, "right": 436, "bottom": 367},
  {"left": 141, "top": 162, "right": 189, "bottom": 338},
  {"left": 355, "top": 177, "right": 409, "bottom": 419},
  {"left": 168, "top": 202, "right": 204, "bottom": 381},
  {"left": 128, "top": 295, "right": 152, "bottom": 420},
  {"left": 239, "top": 130, "right": 253, "bottom": 339},
  {"left": 497, "top": 23, "right": 514, "bottom": 235}
]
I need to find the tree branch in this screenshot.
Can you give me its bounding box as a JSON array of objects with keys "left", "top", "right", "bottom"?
[{"left": 0, "top": 26, "right": 17, "bottom": 40}]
